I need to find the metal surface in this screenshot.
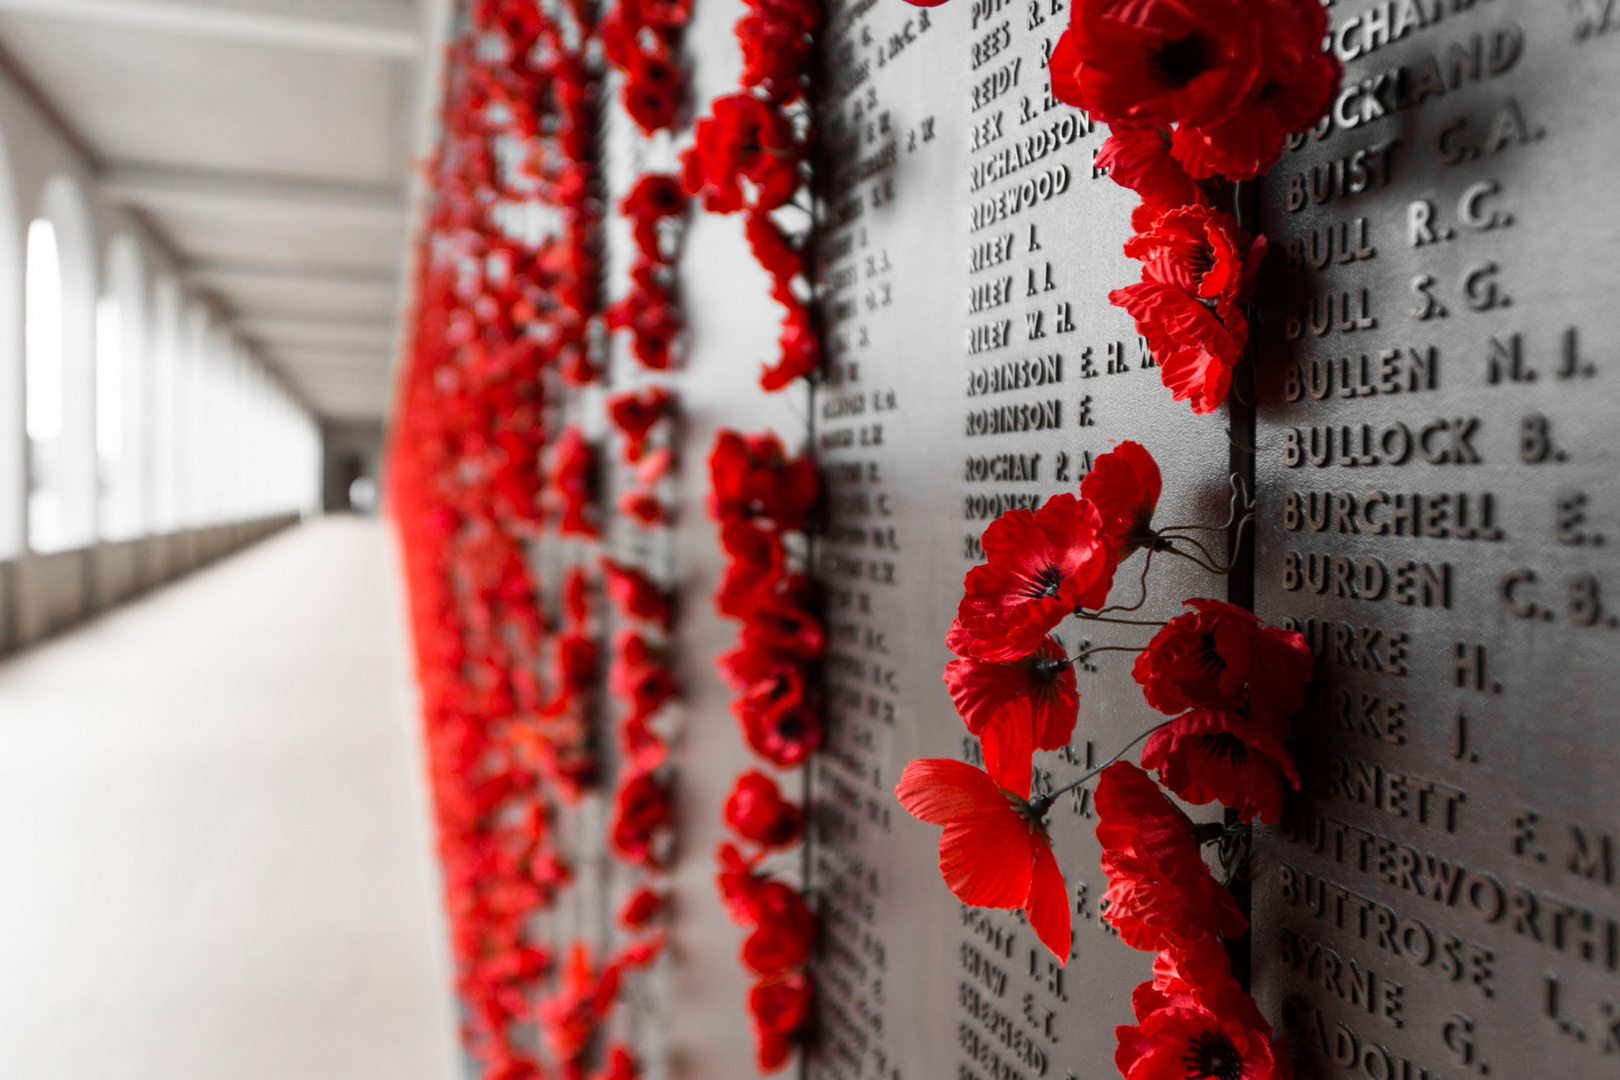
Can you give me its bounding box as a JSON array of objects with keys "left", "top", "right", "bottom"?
[
  {"left": 805, "top": 0, "right": 1244, "bottom": 1076},
  {"left": 1249, "top": 3, "right": 1620, "bottom": 1077}
]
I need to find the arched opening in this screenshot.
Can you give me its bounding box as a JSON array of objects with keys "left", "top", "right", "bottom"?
[
  {"left": 26, "top": 177, "right": 96, "bottom": 554},
  {"left": 0, "top": 125, "right": 22, "bottom": 560},
  {"left": 147, "top": 275, "right": 181, "bottom": 535},
  {"left": 98, "top": 235, "right": 146, "bottom": 541}
]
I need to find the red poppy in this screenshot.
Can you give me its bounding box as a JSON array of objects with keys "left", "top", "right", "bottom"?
[
  {"left": 1108, "top": 203, "right": 1264, "bottom": 415},
  {"left": 620, "top": 712, "right": 669, "bottom": 771},
  {"left": 1095, "top": 763, "right": 1246, "bottom": 952},
  {"left": 607, "top": 385, "right": 676, "bottom": 463},
  {"left": 740, "top": 880, "right": 813, "bottom": 974},
  {"left": 622, "top": 173, "right": 688, "bottom": 258},
  {"left": 706, "top": 429, "right": 819, "bottom": 529},
  {"left": 943, "top": 631, "right": 1078, "bottom": 788},
  {"left": 760, "top": 295, "right": 819, "bottom": 391},
  {"left": 1048, "top": 0, "right": 1260, "bottom": 128},
  {"left": 1170, "top": 0, "right": 1339, "bottom": 180},
  {"left": 1097, "top": 125, "right": 1205, "bottom": 211},
  {"left": 738, "top": 12, "right": 815, "bottom": 102},
  {"left": 952, "top": 494, "right": 1109, "bottom": 662},
  {"left": 537, "top": 943, "right": 622, "bottom": 1070},
  {"left": 1141, "top": 709, "right": 1299, "bottom": 824},
  {"left": 716, "top": 519, "right": 786, "bottom": 617},
  {"left": 725, "top": 769, "right": 805, "bottom": 849},
  {"left": 895, "top": 757, "right": 1070, "bottom": 962},
  {"left": 623, "top": 48, "right": 683, "bottom": 135},
  {"left": 590, "top": 1044, "right": 640, "bottom": 1080},
  {"left": 738, "top": 690, "right": 822, "bottom": 768},
  {"left": 1081, "top": 440, "right": 1163, "bottom": 562},
  {"left": 612, "top": 659, "right": 677, "bottom": 718},
  {"left": 717, "top": 841, "right": 766, "bottom": 922},
  {"left": 750, "top": 972, "right": 811, "bottom": 1072},
  {"left": 610, "top": 770, "right": 672, "bottom": 866},
  {"left": 1117, "top": 968, "right": 1290, "bottom": 1080},
  {"left": 745, "top": 211, "right": 803, "bottom": 284},
  {"left": 680, "top": 92, "right": 802, "bottom": 214},
  {"left": 619, "top": 488, "right": 670, "bottom": 526},
  {"left": 1132, "top": 598, "right": 1311, "bottom": 726},
  {"left": 617, "top": 886, "right": 664, "bottom": 928},
  {"left": 737, "top": 584, "right": 823, "bottom": 659},
  {"left": 549, "top": 425, "right": 597, "bottom": 536},
  {"left": 562, "top": 566, "right": 592, "bottom": 627},
  {"left": 602, "top": 558, "right": 674, "bottom": 628}
]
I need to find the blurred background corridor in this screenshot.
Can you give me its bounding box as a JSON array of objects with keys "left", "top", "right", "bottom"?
[{"left": 0, "top": 1, "right": 462, "bottom": 1076}]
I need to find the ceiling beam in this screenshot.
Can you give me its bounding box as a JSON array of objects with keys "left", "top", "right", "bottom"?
[
  {"left": 0, "top": 0, "right": 421, "bottom": 57},
  {"left": 101, "top": 164, "right": 405, "bottom": 220},
  {"left": 236, "top": 315, "right": 396, "bottom": 349},
  {"left": 187, "top": 259, "right": 400, "bottom": 287}
]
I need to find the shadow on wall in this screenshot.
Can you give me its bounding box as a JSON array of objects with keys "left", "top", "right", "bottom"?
[{"left": 322, "top": 419, "right": 384, "bottom": 515}]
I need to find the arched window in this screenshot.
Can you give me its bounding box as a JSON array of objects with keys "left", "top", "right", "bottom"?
[
  {"left": 26, "top": 178, "right": 96, "bottom": 554},
  {"left": 25, "top": 217, "right": 66, "bottom": 550},
  {"left": 98, "top": 236, "right": 146, "bottom": 541}
]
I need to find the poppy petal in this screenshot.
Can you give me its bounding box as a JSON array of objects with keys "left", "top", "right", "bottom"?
[
  {"left": 939, "top": 808, "right": 1035, "bottom": 908},
  {"left": 1025, "top": 840, "right": 1071, "bottom": 964},
  {"left": 895, "top": 758, "right": 1004, "bottom": 825}
]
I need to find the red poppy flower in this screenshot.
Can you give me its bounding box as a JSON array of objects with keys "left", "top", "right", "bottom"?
[
  {"left": 738, "top": 584, "right": 823, "bottom": 659},
  {"left": 590, "top": 1044, "right": 640, "bottom": 1080},
  {"left": 619, "top": 488, "right": 670, "bottom": 525},
  {"left": 952, "top": 494, "right": 1109, "bottom": 662},
  {"left": 622, "top": 173, "right": 688, "bottom": 258},
  {"left": 618, "top": 886, "right": 664, "bottom": 928},
  {"left": 740, "top": 880, "right": 813, "bottom": 974},
  {"left": 1108, "top": 203, "right": 1265, "bottom": 415},
  {"left": 717, "top": 841, "right": 766, "bottom": 922},
  {"left": 620, "top": 712, "right": 669, "bottom": 771},
  {"left": 562, "top": 566, "right": 592, "bottom": 627},
  {"left": 1082, "top": 440, "right": 1163, "bottom": 562},
  {"left": 745, "top": 212, "right": 803, "bottom": 284},
  {"left": 602, "top": 558, "right": 674, "bottom": 628},
  {"left": 607, "top": 385, "right": 676, "bottom": 462},
  {"left": 1117, "top": 968, "right": 1289, "bottom": 1080},
  {"left": 623, "top": 48, "right": 683, "bottom": 135},
  {"left": 612, "top": 659, "right": 677, "bottom": 718},
  {"left": 738, "top": 690, "right": 822, "bottom": 768},
  {"left": 760, "top": 295, "right": 819, "bottom": 391},
  {"left": 738, "top": 13, "right": 814, "bottom": 102},
  {"left": 707, "top": 429, "right": 819, "bottom": 529},
  {"left": 549, "top": 425, "right": 597, "bottom": 536},
  {"left": 725, "top": 769, "right": 805, "bottom": 849},
  {"left": 943, "top": 631, "right": 1078, "bottom": 788},
  {"left": 895, "top": 757, "right": 1070, "bottom": 962},
  {"left": 680, "top": 92, "right": 802, "bottom": 214},
  {"left": 1048, "top": 0, "right": 1260, "bottom": 128},
  {"left": 750, "top": 972, "right": 811, "bottom": 1072},
  {"left": 1095, "top": 763, "right": 1246, "bottom": 952},
  {"left": 610, "top": 770, "right": 672, "bottom": 866},
  {"left": 1141, "top": 709, "right": 1299, "bottom": 824},
  {"left": 1132, "top": 598, "right": 1311, "bottom": 726},
  {"left": 1170, "top": 0, "right": 1339, "bottom": 180},
  {"left": 1096, "top": 125, "right": 1205, "bottom": 210},
  {"left": 537, "top": 943, "right": 622, "bottom": 1069},
  {"left": 716, "top": 519, "right": 786, "bottom": 617}
]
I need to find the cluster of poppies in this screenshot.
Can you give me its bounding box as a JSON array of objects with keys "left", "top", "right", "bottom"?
[
  {"left": 679, "top": 0, "right": 820, "bottom": 390},
  {"left": 1055, "top": 0, "right": 1340, "bottom": 414},
  {"left": 706, "top": 429, "right": 821, "bottom": 1070},
  {"left": 606, "top": 175, "right": 689, "bottom": 371},
  {"left": 896, "top": 441, "right": 1313, "bottom": 1080},
  {"left": 389, "top": 5, "right": 608, "bottom": 1074},
  {"left": 537, "top": 941, "right": 660, "bottom": 1080},
  {"left": 601, "top": 0, "right": 690, "bottom": 135}
]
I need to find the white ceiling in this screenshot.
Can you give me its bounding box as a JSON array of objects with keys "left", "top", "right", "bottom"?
[{"left": 0, "top": 0, "right": 434, "bottom": 422}]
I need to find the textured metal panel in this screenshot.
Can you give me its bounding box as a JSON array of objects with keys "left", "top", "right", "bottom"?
[
  {"left": 1250, "top": 3, "right": 1620, "bottom": 1077},
  {"left": 804, "top": 1, "right": 1244, "bottom": 1077}
]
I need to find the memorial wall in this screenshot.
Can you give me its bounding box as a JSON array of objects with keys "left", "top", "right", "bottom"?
[{"left": 389, "top": 1, "right": 1618, "bottom": 1077}]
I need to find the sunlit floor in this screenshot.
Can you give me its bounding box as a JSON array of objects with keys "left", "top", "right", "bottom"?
[{"left": 0, "top": 518, "right": 461, "bottom": 1080}]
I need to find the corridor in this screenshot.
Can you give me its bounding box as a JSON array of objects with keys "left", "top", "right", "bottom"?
[{"left": 0, "top": 520, "right": 460, "bottom": 1080}]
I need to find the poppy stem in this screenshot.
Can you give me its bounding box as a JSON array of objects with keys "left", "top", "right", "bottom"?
[
  {"left": 1029, "top": 719, "right": 1175, "bottom": 816},
  {"left": 1072, "top": 614, "right": 1165, "bottom": 627},
  {"left": 1063, "top": 644, "right": 1148, "bottom": 665},
  {"left": 1095, "top": 544, "right": 1157, "bottom": 616}
]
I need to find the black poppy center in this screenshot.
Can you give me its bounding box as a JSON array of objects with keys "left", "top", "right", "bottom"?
[
  {"left": 1150, "top": 31, "right": 1215, "bottom": 90},
  {"left": 1191, "top": 731, "right": 1248, "bottom": 766},
  {"left": 776, "top": 713, "right": 804, "bottom": 739},
  {"left": 1185, "top": 241, "right": 1216, "bottom": 283},
  {"left": 1022, "top": 562, "right": 1066, "bottom": 600},
  {"left": 1184, "top": 1029, "right": 1244, "bottom": 1080},
  {"left": 1194, "top": 631, "right": 1226, "bottom": 677}
]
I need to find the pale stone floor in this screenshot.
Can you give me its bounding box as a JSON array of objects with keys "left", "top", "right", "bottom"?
[{"left": 0, "top": 517, "right": 461, "bottom": 1080}]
